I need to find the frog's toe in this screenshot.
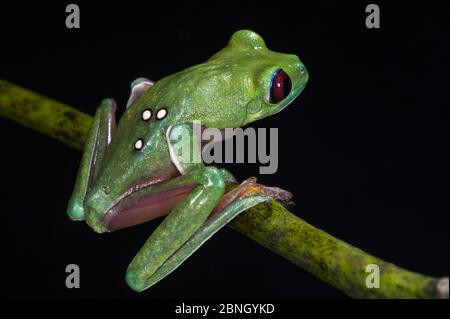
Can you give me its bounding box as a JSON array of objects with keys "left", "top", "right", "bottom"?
[
  {"left": 237, "top": 177, "right": 293, "bottom": 202},
  {"left": 125, "top": 270, "right": 146, "bottom": 292},
  {"left": 67, "top": 199, "right": 85, "bottom": 221},
  {"left": 280, "top": 198, "right": 296, "bottom": 210}
]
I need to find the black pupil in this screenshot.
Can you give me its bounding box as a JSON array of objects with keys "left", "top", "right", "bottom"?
[{"left": 270, "top": 69, "right": 292, "bottom": 104}]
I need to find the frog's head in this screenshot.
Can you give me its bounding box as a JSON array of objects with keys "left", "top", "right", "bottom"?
[{"left": 197, "top": 29, "right": 308, "bottom": 127}]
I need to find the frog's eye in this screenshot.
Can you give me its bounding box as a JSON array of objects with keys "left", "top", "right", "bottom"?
[{"left": 269, "top": 69, "right": 292, "bottom": 104}]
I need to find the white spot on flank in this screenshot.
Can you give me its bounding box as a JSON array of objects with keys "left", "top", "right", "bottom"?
[
  {"left": 141, "top": 109, "right": 152, "bottom": 121},
  {"left": 156, "top": 108, "right": 168, "bottom": 120},
  {"left": 134, "top": 139, "right": 144, "bottom": 150}
]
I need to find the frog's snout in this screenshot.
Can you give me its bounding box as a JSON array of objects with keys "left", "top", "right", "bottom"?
[
  {"left": 299, "top": 63, "right": 307, "bottom": 77},
  {"left": 299, "top": 63, "right": 309, "bottom": 85},
  {"left": 285, "top": 54, "right": 308, "bottom": 90},
  {"left": 284, "top": 53, "right": 306, "bottom": 76}
]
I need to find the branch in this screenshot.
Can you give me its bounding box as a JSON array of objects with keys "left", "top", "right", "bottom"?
[{"left": 0, "top": 79, "right": 447, "bottom": 299}]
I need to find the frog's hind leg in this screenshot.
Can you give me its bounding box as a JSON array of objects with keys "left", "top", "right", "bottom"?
[
  {"left": 128, "top": 176, "right": 292, "bottom": 291},
  {"left": 125, "top": 122, "right": 292, "bottom": 291},
  {"left": 67, "top": 99, "right": 117, "bottom": 221}
]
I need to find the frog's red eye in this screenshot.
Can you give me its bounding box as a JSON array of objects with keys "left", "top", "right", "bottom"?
[{"left": 269, "top": 69, "right": 292, "bottom": 104}]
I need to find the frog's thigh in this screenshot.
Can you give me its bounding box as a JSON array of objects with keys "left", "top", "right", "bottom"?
[
  {"left": 125, "top": 166, "right": 225, "bottom": 292},
  {"left": 67, "top": 98, "right": 117, "bottom": 221}
]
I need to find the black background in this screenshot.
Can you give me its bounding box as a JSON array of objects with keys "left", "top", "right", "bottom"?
[{"left": 0, "top": 0, "right": 448, "bottom": 299}]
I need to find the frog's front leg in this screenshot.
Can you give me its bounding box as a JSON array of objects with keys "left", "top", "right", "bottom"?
[
  {"left": 125, "top": 123, "right": 227, "bottom": 291},
  {"left": 67, "top": 98, "right": 117, "bottom": 220},
  {"left": 124, "top": 166, "right": 227, "bottom": 291}
]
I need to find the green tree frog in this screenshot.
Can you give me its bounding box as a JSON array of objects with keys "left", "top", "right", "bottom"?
[{"left": 67, "top": 30, "right": 309, "bottom": 292}]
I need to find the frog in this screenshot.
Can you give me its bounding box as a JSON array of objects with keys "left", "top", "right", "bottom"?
[{"left": 67, "top": 29, "right": 309, "bottom": 292}]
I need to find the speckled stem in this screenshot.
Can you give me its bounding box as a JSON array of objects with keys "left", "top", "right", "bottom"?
[
  {"left": 228, "top": 197, "right": 448, "bottom": 299},
  {"left": 0, "top": 79, "right": 447, "bottom": 299},
  {"left": 0, "top": 80, "right": 92, "bottom": 150}
]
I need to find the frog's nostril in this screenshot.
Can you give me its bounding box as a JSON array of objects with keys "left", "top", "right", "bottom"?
[
  {"left": 300, "top": 65, "right": 306, "bottom": 75},
  {"left": 103, "top": 186, "right": 111, "bottom": 194}
]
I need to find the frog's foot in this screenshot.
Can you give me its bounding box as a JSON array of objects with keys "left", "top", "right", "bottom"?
[{"left": 213, "top": 176, "right": 292, "bottom": 217}]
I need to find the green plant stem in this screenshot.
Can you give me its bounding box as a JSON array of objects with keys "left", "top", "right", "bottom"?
[{"left": 0, "top": 79, "right": 447, "bottom": 299}]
